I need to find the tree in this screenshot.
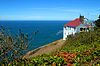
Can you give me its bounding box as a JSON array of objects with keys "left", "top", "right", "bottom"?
[
  {"left": 95, "top": 15, "right": 100, "bottom": 27},
  {"left": 0, "top": 26, "right": 36, "bottom": 65},
  {"left": 99, "top": 15, "right": 100, "bottom": 19}
]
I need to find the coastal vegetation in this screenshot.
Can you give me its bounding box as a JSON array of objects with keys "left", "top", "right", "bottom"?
[
  {"left": 0, "top": 16, "right": 100, "bottom": 66},
  {"left": 0, "top": 27, "right": 35, "bottom": 65},
  {"left": 19, "top": 29, "right": 99, "bottom": 66},
  {"left": 4, "top": 26, "right": 100, "bottom": 66},
  {"left": 95, "top": 15, "right": 100, "bottom": 28}
]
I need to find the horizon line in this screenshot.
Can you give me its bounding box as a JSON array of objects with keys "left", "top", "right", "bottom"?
[{"left": 0, "top": 20, "right": 72, "bottom": 21}]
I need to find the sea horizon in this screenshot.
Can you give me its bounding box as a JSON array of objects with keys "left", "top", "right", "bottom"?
[
  {"left": 0, "top": 20, "right": 69, "bottom": 51},
  {"left": 0, "top": 20, "right": 71, "bottom": 22}
]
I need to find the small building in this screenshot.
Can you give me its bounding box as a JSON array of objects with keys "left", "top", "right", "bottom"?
[{"left": 63, "top": 15, "right": 93, "bottom": 40}]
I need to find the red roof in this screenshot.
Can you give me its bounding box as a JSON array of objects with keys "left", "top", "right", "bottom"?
[{"left": 64, "top": 18, "right": 82, "bottom": 27}]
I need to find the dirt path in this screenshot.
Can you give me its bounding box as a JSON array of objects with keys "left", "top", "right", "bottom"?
[{"left": 23, "top": 39, "right": 65, "bottom": 59}]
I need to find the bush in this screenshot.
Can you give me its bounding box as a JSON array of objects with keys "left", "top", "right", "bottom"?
[
  {"left": 0, "top": 26, "right": 35, "bottom": 65},
  {"left": 94, "top": 15, "right": 100, "bottom": 27}
]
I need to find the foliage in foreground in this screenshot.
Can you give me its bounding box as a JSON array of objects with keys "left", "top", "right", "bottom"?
[
  {"left": 8, "top": 54, "right": 65, "bottom": 66},
  {"left": 0, "top": 26, "right": 36, "bottom": 65},
  {"left": 61, "top": 29, "right": 100, "bottom": 65},
  {"left": 2, "top": 28, "right": 100, "bottom": 66}
]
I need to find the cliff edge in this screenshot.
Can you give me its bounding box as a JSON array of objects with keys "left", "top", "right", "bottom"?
[{"left": 23, "top": 39, "right": 65, "bottom": 59}]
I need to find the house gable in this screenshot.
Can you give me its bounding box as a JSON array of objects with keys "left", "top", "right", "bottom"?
[{"left": 64, "top": 18, "right": 81, "bottom": 27}]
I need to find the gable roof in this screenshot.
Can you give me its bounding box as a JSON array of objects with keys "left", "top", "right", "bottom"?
[{"left": 64, "top": 18, "right": 82, "bottom": 27}]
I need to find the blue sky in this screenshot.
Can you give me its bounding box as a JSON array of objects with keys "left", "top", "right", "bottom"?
[{"left": 0, "top": 0, "right": 100, "bottom": 20}]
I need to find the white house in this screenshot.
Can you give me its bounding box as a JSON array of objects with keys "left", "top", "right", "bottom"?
[{"left": 63, "top": 16, "right": 93, "bottom": 40}]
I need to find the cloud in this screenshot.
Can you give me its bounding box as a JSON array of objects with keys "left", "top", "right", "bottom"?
[
  {"left": 31, "top": 7, "right": 84, "bottom": 14},
  {"left": 1, "top": 7, "right": 98, "bottom": 20},
  {"left": 31, "top": 7, "right": 65, "bottom": 10},
  {"left": 23, "top": 16, "right": 45, "bottom": 19},
  {"left": 0, "top": 15, "right": 46, "bottom": 20},
  {"left": 61, "top": 9, "right": 83, "bottom": 13}
]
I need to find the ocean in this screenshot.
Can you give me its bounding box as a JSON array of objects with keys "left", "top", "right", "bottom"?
[{"left": 0, "top": 21, "right": 68, "bottom": 51}]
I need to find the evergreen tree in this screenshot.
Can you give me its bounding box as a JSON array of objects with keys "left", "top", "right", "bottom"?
[{"left": 95, "top": 15, "right": 100, "bottom": 27}]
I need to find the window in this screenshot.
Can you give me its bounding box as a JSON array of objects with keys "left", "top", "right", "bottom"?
[
  {"left": 80, "top": 28, "right": 83, "bottom": 31},
  {"left": 80, "top": 28, "right": 85, "bottom": 32}
]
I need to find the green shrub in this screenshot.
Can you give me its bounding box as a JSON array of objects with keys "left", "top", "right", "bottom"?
[{"left": 0, "top": 26, "right": 36, "bottom": 65}]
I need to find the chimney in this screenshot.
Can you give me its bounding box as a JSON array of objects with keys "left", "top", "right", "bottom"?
[{"left": 80, "top": 15, "right": 84, "bottom": 24}]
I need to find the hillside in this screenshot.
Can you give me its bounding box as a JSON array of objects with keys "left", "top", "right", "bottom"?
[
  {"left": 7, "top": 29, "right": 100, "bottom": 66},
  {"left": 23, "top": 39, "right": 65, "bottom": 58}
]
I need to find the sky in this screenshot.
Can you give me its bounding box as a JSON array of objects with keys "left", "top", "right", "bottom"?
[{"left": 0, "top": 0, "right": 100, "bottom": 20}]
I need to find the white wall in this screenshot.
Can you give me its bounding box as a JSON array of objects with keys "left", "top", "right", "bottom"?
[{"left": 63, "top": 27, "right": 76, "bottom": 40}]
